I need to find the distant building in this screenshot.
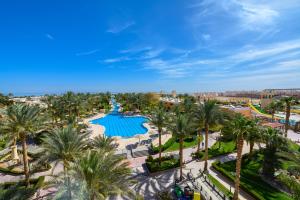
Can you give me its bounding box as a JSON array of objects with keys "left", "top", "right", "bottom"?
[{"left": 171, "top": 90, "right": 176, "bottom": 98}]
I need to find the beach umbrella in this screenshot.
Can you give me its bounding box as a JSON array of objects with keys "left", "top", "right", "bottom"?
[{"left": 135, "top": 134, "right": 146, "bottom": 144}]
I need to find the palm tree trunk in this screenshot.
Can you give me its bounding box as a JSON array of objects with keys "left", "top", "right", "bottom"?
[
  {"left": 197, "top": 130, "right": 201, "bottom": 153},
  {"left": 285, "top": 103, "right": 290, "bottom": 137},
  {"left": 233, "top": 136, "right": 244, "bottom": 200},
  {"left": 179, "top": 136, "right": 184, "bottom": 181},
  {"left": 204, "top": 123, "right": 209, "bottom": 171},
  {"left": 21, "top": 135, "right": 30, "bottom": 187},
  {"left": 249, "top": 141, "right": 254, "bottom": 159},
  {"left": 158, "top": 129, "right": 162, "bottom": 165},
  {"left": 64, "top": 164, "right": 72, "bottom": 199}
]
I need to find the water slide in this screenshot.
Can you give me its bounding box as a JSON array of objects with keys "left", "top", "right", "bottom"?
[{"left": 248, "top": 103, "right": 282, "bottom": 120}]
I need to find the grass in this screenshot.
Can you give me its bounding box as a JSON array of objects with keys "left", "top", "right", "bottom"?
[
  {"left": 164, "top": 136, "right": 203, "bottom": 152},
  {"left": 207, "top": 174, "right": 233, "bottom": 199},
  {"left": 192, "top": 140, "right": 236, "bottom": 159},
  {"left": 151, "top": 135, "right": 203, "bottom": 154},
  {"left": 212, "top": 153, "right": 292, "bottom": 200}
]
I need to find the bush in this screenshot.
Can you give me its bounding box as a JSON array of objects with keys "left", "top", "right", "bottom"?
[
  {"left": 146, "top": 155, "right": 179, "bottom": 173},
  {"left": 0, "top": 176, "right": 45, "bottom": 200}
]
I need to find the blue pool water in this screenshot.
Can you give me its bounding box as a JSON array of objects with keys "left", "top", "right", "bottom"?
[{"left": 90, "top": 100, "right": 148, "bottom": 137}]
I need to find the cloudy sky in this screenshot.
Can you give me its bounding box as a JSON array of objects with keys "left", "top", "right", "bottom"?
[{"left": 0, "top": 0, "right": 300, "bottom": 94}]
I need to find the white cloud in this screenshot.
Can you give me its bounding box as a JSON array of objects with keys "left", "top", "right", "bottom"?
[
  {"left": 120, "top": 46, "right": 152, "bottom": 54},
  {"left": 45, "top": 33, "right": 54, "bottom": 40},
  {"left": 140, "top": 48, "right": 164, "bottom": 59},
  {"left": 234, "top": 1, "right": 279, "bottom": 31},
  {"left": 107, "top": 21, "right": 135, "bottom": 34},
  {"left": 76, "top": 49, "right": 99, "bottom": 56},
  {"left": 202, "top": 34, "right": 211, "bottom": 41},
  {"left": 102, "top": 57, "right": 130, "bottom": 63}
]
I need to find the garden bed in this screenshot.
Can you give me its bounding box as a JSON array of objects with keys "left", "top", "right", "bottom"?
[
  {"left": 212, "top": 154, "right": 292, "bottom": 200},
  {"left": 145, "top": 155, "right": 180, "bottom": 173}
]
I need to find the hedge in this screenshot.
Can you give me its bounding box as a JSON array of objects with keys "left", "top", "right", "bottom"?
[{"left": 146, "top": 155, "right": 180, "bottom": 173}]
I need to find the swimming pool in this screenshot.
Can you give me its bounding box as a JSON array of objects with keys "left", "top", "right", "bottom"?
[{"left": 90, "top": 100, "right": 149, "bottom": 137}]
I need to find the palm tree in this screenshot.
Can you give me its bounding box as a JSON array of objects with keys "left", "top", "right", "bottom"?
[
  {"left": 266, "top": 100, "right": 283, "bottom": 122},
  {"left": 194, "top": 105, "right": 204, "bottom": 154},
  {"left": 0, "top": 105, "right": 22, "bottom": 161},
  {"left": 245, "top": 119, "right": 260, "bottom": 158},
  {"left": 281, "top": 96, "right": 297, "bottom": 137},
  {"left": 72, "top": 150, "right": 133, "bottom": 200},
  {"left": 201, "top": 100, "right": 222, "bottom": 171},
  {"left": 150, "top": 102, "right": 168, "bottom": 164},
  {"left": 169, "top": 111, "right": 194, "bottom": 180},
  {"left": 40, "top": 125, "right": 88, "bottom": 199},
  {"left": 230, "top": 114, "right": 252, "bottom": 200},
  {"left": 261, "top": 127, "right": 287, "bottom": 178},
  {"left": 1, "top": 103, "right": 44, "bottom": 186},
  {"left": 91, "top": 135, "right": 116, "bottom": 152}
]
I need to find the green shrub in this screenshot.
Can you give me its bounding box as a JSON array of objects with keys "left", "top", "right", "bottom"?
[
  {"left": 0, "top": 176, "right": 45, "bottom": 200},
  {"left": 146, "top": 155, "right": 179, "bottom": 173}
]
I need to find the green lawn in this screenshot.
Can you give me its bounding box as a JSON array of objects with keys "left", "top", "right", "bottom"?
[
  {"left": 192, "top": 140, "right": 236, "bottom": 159},
  {"left": 151, "top": 136, "right": 203, "bottom": 153},
  {"left": 164, "top": 136, "right": 203, "bottom": 152},
  {"left": 212, "top": 154, "right": 292, "bottom": 200},
  {"left": 207, "top": 174, "right": 233, "bottom": 199}
]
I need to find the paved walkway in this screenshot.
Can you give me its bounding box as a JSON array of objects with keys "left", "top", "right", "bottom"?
[{"left": 129, "top": 133, "right": 257, "bottom": 200}]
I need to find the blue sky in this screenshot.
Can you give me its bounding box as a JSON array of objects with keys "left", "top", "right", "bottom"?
[{"left": 1, "top": 0, "right": 300, "bottom": 95}]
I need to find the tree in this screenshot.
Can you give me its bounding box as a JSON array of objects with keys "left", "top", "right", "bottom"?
[
  {"left": 266, "top": 100, "right": 283, "bottom": 122},
  {"left": 91, "top": 135, "right": 116, "bottom": 152},
  {"left": 150, "top": 102, "right": 168, "bottom": 164},
  {"left": 169, "top": 111, "right": 194, "bottom": 180},
  {"left": 200, "top": 100, "right": 222, "bottom": 171},
  {"left": 194, "top": 105, "right": 204, "bottom": 154},
  {"left": 245, "top": 119, "right": 260, "bottom": 158},
  {"left": 261, "top": 127, "right": 287, "bottom": 178},
  {"left": 40, "top": 125, "right": 88, "bottom": 199},
  {"left": 2, "top": 103, "right": 44, "bottom": 186},
  {"left": 281, "top": 96, "right": 297, "bottom": 137},
  {"left": 230, "top": 114, "right": 252, "bottom": 200},
  {"left": 71, "top": 150, "right": 133, "bottom": 200}
]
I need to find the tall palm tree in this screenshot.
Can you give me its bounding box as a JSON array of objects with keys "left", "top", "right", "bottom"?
[
  {"left": 2, "top": 103, "right": 44, "bottom": 186},
  {"left": 266, "top": 100, "right": 283, "bottom": 122},
  {"left": 40, "top": 125, "right": 88, "bottom": 199},
  {"left": 245, "top": 119, "right": 260, "bottom": 158},
  {"left": 230, "top": 115, "right": 252, "bottom": 200},
  {"left": 91, "top": 135, "right": 116, "bottom": 152},
  {"left": 281, "top": 96, "right": 297, "bottom": 137},
  {"left": 201, "top": 100, "right": 222, "bottom": 171},
  {"left": 261, "top": 127, "right": 287, "bottom": 178},
  {"left": 151, "top": 102, "right": 168, "bottom": 164},
  {"left": 194, "top": 105, "right": 204, "bottom": 154},
  {"left": 72, "top": 150, "right": 133, "bottom": 200},
  {"left": 169, "top": 111, "right": 194, "bottom": 180}
]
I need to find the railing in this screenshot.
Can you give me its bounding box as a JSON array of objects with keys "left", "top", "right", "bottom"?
[{"left": 187, "top": 172, "right": 230, "bottom": 200}]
